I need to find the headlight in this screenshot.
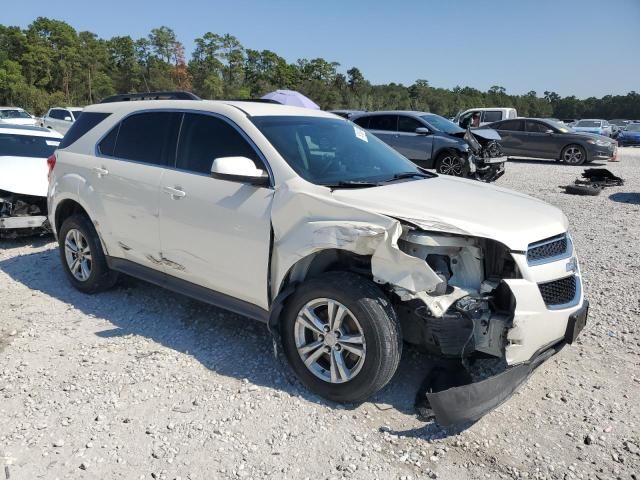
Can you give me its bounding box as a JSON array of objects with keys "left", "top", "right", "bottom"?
[{"left": 586, "top": 139, "right": 611, "bottom": 146}]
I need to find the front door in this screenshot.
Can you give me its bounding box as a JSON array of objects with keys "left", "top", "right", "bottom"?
[
  {"left": 395, "top": 115, "right": 432, "bottom": 162},
  {"left": 495, "top": 119, "right": 526, "bottom": 156},
  {"left": 158, "top": 113, "right": 274, "bottom": 309}
]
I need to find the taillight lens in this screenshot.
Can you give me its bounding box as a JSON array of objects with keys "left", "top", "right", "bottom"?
[{"left": 47, "top": 153, "right": 56, "bottom": 179}]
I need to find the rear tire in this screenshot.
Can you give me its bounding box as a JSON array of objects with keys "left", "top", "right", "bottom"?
[
  {"left": 281, "top": 272, "right": 402, "bottom": 403},
  {"left": 58, "top": 214, "right": 118, "bottom": 293}
]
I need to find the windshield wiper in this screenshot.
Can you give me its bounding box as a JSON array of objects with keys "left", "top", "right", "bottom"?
[
  {"left": 385, "top": 171, "right": 433, "bottom": 182},
  {"left": 322, "top": 180, "right": 381, "bottom": 189}
]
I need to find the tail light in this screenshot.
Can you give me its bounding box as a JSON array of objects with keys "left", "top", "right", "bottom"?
[{"left": 47, "top": 153, "right": 56, "bottom": 180}]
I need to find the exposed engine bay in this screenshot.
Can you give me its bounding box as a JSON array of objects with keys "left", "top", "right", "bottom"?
[
  {"left": 394, "top": 230, "right": 518, "bottom": 361},
  {"left": 454, "top": 128, "right": 507, "bottom": 183},
  {"left": 0, "top": 188, "right": 49, "bottom": 236}
]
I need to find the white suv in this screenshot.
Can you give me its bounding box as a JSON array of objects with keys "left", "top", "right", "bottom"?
[
  {"left": 41, "top": 107, "right": 83, "bottom": 134},
  {"left": 48, "top": 96, "right": 588, "bottom": 424}
]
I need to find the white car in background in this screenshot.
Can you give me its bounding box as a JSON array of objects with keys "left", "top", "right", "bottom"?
[
  {"left": 0, "top": 125, "right": 62, "bottom": 235},
  {"left": 41, "top": 107, "right": 83, "bottom": 134},
  {"left": 47, "top": 94, "right": 588, "bottom": 425},
  {"left": 454, "top": 107, "right": 518, "bottom": 128},
  {"left": 0, "top": 107, "right": 39, "bottom": 127}
]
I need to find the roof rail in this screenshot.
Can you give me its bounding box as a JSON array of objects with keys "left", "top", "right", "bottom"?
[{"left": 99, "top": 91, "right": 201, "bottom": 103}]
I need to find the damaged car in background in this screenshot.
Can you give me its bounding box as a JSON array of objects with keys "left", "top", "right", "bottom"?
[
  {"left": 48, "top": 95, "right": 587, "bottom": 426},
  {"left": 351, "top": 111, "right": 506, "bottom": 182},
  {"left": 0, "top": 125, "right": 62, "bottom": 237}
]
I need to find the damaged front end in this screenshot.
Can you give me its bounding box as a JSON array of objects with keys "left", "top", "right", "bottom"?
[
  {"left": 0, "top": 189, "right": 49, "bottom": 237},
  {"left": 456, "top": 128, "right": 507, "bottom": 183}
]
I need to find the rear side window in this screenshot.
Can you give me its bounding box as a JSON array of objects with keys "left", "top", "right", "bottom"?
[
  {"left": 482, "top": 111, "right": 503, "bottom": 123},
  {"left": 352, "top": 116, "right": 369, "bottom": 128},
  {"left": 110, "top": 112, "right": 181, "bottom": 165},
  {"left": 368, "top": 115, "right": 397, "bottom": 131},
  {"left": 98, "top": 126, "right": 118, "bottom": 156},
  {"left": 496, "top": 119, "right": 524, "bottom": 131},
  {"left": 526, "top": 121, "right": 550, "bottom": 133},
  {"left": 59, "top": 112, "right": 111, "bottom": 148},
  {"left": 176, "top": 113, "right": 261, "bottom": 174}
]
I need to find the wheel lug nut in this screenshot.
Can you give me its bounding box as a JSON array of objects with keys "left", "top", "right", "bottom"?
[
  {"left": 324, "top": 346, "right": 331, "bottom": 353},
  {"left": 323, "top": 325, "right": 330, "bottom": 332},
  {"left": 334, "top": 331, "right": 341, "bottom": 337},
  {"left": 318, "top": 334, "right": 324, "bottom": 342},
  {"left": 334, "top": 344, "right": 341, "bottom": 351}
]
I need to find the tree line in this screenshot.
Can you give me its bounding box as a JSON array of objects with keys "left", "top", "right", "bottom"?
[{"left": 1, "top": 17, "right": 639, "bottom": 119}]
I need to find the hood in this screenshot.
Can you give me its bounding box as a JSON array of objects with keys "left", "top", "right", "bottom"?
[
  {"left": 331, "top": 176, "right": 568, "bottom": 251},
  {"left": 0, "top": 156, "right": 48, "bottom": 196},
  {"left": 572, "top": 131, "right": 613, "bottom": 142}
]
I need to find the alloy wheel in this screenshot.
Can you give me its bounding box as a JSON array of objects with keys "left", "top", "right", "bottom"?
[
  {"left": 294, "top": 298, "right": 366, "bottom": 384},
  {"left": 438, "top": 155, "right": 464, "bottom": 176},
  {"left": 563, "top": 146, "right": 584, "bottom": 164},
  {"left": 64, "top": 229, "right": 92, "bottom": 281}
]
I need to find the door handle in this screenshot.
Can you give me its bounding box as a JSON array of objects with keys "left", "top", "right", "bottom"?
[
  {"left": 93, "top": 167, "right": 109, "bottom": 177},
  {"left": 163, "top": 186, "right": 186, "bottom": 199}
]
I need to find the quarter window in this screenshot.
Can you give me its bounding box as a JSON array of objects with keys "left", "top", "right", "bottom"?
[
  {"left": 368, "top": 115, "right": 397, "bottom": 132},
  {"left": 176, "top": 113, "right": 261, "bottom": 174},
  {"left": 108, "top": 112, "right": 181, "bottom": 165},
  {"left": 397, "top": 116, "right": 424, "bottom": 133}
]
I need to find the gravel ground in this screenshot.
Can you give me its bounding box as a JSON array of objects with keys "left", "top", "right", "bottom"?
[{"left": 1, "top": 149, "right": 639, "bottom": 480}]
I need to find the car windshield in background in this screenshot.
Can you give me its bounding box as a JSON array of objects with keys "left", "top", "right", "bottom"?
[
  {"left": 420, "top": 114, "right": 464, "bottom": 135},
  {"left": 0, "top": 110, "right": 31, "bottom": 119},
  {"left": 625, "top": 124, "right": 640, "bottom": 131},
  {"left": 0, "top": 133, "right": 60, "bottom": 158},
  {"left": 575, "top": 120, "right": 601, "bottom": 127},
  {"left": 252, "top": 116, "right": 424, "bottom": 186}
]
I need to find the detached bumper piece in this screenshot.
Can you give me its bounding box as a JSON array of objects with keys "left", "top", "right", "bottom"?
[
  {"left": 0, "top": 189, "right": 49, "bottom": 235},
  {"left": 561, "top": 168, "right": 624, "bottom": 196},
  {"left": 422, "top": 301, "right": 588, "bottom": 426}
]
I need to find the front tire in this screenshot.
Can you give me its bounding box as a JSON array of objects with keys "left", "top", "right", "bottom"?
[
  {"left": 281, "top": 272, "right": 402, "bottom": 403},
  {"left": 435, "top": 151, "right": 466, "bottom": 176},
  {"left": 561, "top": 144, "right": 587, "bottom": 165},
  {"left": 58, "top": 214, "right": 118, "bottom": 293}
]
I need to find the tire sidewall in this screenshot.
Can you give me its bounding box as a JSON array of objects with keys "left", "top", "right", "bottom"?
[{"left": 281, "top": 274, "right": 400, "bottom": 403}]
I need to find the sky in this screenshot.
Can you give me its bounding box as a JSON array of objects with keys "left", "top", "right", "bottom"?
[{"left": 4, "top": 0, "right": 640, "bottom": 99}]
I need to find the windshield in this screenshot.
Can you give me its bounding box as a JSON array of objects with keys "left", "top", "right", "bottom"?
[
  {"left": 575, "top": 120, "right": 602, "bottom": 128},
  {"left": 625, "top": 124, "right": 640, "bottom": 132},
  {"left": 421, "top": 114, "right": 464, "bottom": 135},
  {"left": 0, "top": 133, "right": 60, "bottom": 158},
  {"left": 251, "top": 116, "right": 423, "bottom": 186},
  {"left": 0, "top": 109, "right": 31, "bottom": 119}
]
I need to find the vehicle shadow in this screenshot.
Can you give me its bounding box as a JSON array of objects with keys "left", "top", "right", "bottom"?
[
  {"left": 0, "top": 247, "right": 457, "bottom": 440},
  {"left": 609, "top": 192, "right": 640, "bottom": 205}
]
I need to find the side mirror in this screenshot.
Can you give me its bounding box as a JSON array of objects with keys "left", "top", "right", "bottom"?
[
  {"left": 64, "top": 116, "right": 72, "bottom": 121},
  {"left": 210, "top": 156, "right": 270, "bottom": 187},
  {"left": 415, "top": 127, "right": 430, "bottom": 135}
]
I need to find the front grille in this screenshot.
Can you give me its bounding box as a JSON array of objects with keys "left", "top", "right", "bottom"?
[
  {"left": 538, "top": 275, "right": 577, "bottom": 306},
  {"left": 527, "top": 234, "right": 568, "bottom": 263}
]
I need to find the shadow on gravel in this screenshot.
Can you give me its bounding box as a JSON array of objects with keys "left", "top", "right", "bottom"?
[
  {"left": 609, "top": 192, "right": 640, "bottom": 205},
  {"left": 0, "top": 235, "right": 53, "bottom": 250},
  {"left": 0, "top": 248, "right": 458, "bottom": 440},
  {"left": 507, "top": 157, "right": 609, "bottom": 166}
]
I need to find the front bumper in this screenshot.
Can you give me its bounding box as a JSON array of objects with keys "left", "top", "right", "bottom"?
[
  {"left": 589, "top": 143, "right": 617, "bottom": 160},
  {"left": 427, "top": 300, "right": 588, "bottom": 426},
  {"left": 0, "top": 215, "right": 48, "bottom": 230}
]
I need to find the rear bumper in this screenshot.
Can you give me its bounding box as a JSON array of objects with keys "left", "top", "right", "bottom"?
[{"left": 427, "top": 300, "right": 588, "bottom": 426}]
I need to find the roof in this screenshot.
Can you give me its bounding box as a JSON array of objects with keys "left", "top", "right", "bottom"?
[
  {"left": 0, "top": 124, "right": 64, "bottom": 138},
  {"left": 353, "top": 110, "right": 429, "bottom": 116},
  {"left": 0, "top": 107, "right": 26, "bottom": 111},
  {"left": 83, "top": 99, "right": 336, "bottom": 118}
]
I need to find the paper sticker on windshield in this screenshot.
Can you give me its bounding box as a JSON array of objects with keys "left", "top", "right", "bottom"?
[
  {"left": 46, "top": 140, "right": 60, "bottom": 147},
  {"left": 354, "top": 125, "right": 368, "bottom": 142}
]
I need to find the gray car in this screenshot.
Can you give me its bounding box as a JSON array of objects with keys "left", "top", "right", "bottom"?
[
  {"left": 351, "top": 111, "right": 507, "bottom": 182},
  {"left": 485, "top": 118, "right": 617, "bottom": 165}
]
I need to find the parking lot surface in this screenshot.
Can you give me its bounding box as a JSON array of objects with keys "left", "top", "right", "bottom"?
[{"left": 1, "top": 149, "right": 639, "bottom": 479}]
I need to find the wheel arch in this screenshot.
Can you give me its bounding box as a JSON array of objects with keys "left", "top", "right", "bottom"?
[{"left": 55, "top": 198, "right": 90, "bottom": 234}]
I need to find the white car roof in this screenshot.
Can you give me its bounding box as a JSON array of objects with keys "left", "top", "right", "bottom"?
[
  {"left": 83, "top": 99, "right": 335, "bottom": 118},
  {"left": 0, "top": 124, "right": 64, "bottom": 138},
  {"left": 0, "top": 106, "right": 26, "bottom": 110}
]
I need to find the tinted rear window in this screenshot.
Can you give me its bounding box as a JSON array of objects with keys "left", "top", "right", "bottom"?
[
  {"left": 59, "top": 112, "right": 111, "bottom": 148},
  {"left": 112, "top": 112, "right": 181, "bottom": 165},
  {"left": 0, "top": 133, "right": 61, "bottom": 158}
]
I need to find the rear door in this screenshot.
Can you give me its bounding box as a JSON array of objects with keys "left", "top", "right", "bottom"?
[
  {"left": 493, "top": 119, "right": 526, "bottom": 156},
  {"left": 395, "top": 115, "right": 431, "bottom": 162},
  {"left": 364, "top": 114, "right": 399, "bottom": 148},
  {"left": 158, "top": 112, "right": 274, "bottom": 309},
  {"left": 93, "top": 111, "right": 181, "bottom": 270}
]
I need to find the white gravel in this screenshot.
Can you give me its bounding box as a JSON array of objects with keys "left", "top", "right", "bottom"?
[{"left": 1, "top": 148, "right": 639, "bottom": 480}]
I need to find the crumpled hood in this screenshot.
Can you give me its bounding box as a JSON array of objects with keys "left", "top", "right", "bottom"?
[
  {"left": 0, "top": 156, "right": 48, "bottom": 196},
  {"left": 331, "top": 176, "right": 568, "bottom": 251}
]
